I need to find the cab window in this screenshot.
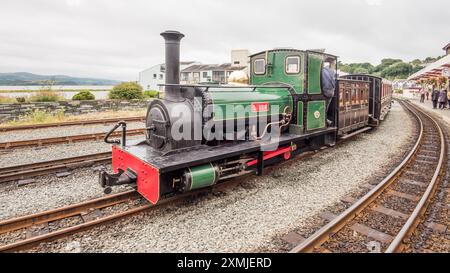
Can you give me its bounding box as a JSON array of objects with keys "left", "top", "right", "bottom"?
[
  {"left": 285, "top": 56, "right": 300, "bottom": 74},
  {"left": 254, "top": 59, "right": 266, "bottom": 75},
  {"left": 323, "top": 59, "right": 337, "bottom": 71}
]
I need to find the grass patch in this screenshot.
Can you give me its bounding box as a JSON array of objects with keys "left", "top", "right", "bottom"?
[
  {"left": 6, "top": 109, "right": 66, "bottom": 125},
  {"left": 3, "top": 109, "right": 147, "bottom": 126},
  {"left": 0, "top": 96, "right": 16, "bottom": 103},
  {"left": 29, "top": 90, "right": 64, "bottom": 102}
]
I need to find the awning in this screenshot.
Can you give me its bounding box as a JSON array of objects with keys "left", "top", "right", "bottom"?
[{"left": 407, "top": 54, "right": 450, "bottom": 81}]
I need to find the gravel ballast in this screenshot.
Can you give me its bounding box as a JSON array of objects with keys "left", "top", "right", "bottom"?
[
  {"left": 9, "top": 102, "right": 417, "bottom": 253},
  {"left": 0, "top": 167, "right": 132, "bottom": 221},
  {"left": 0, "top": 121, "right": 144, "bottom": 142}
]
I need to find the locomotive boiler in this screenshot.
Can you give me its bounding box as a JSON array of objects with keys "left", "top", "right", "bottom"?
[{"left": 99, "top": 30, "right": 392, "bottom": 204}]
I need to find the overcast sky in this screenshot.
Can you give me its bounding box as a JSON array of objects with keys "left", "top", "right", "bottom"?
[{"left": 1, "top": 0, "right": 449, "bottom": 81}]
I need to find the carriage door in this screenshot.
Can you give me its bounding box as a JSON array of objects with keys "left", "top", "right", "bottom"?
[
  {"left": 306, "top": 52, "right": 326, "bottom": 131},
  {"left": 345, "top": 82, "right": 352, "bottom": 128},
  {"left": 338, "top": 82, "right": 345, "bottom": 129}
]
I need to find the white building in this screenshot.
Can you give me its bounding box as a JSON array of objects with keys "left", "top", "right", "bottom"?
[
  {"left": 139, "top": 61, "right": 198, "bottom": 90},
  {"left": 139, "top": 49, "right": 250, "bottom": 89},
  {"left": 180, "top": 63, "right": 247, "bottom": 84},
  {"left": 180, "top": 49, "right": 249, "bottom": 84},
  {"left": 230, "top": 49, "right": 250, "bottom": 67}
]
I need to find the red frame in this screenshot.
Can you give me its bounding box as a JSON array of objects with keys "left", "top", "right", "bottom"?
[
  {"left": 112, "top": 146, "right": 160, "bottom": 204},
  {"left": 246, "top": 146, "right": 292, "bottom": 167}
]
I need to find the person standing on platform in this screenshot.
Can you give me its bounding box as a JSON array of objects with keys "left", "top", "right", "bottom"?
[
  {"left": 420, "top": 88, "right": 425, "bottom": 103},
  {"left": 447, "top": 88, "right": 450, "bottom": 110},
  {"left": 432, "top": 88, "right": 439, "bottom": 109},
  {"left": 438, "top": 89, "right": 447, "bottom": 109},
  {"left": 426, "top": 90, "right": 430, "bottom": 101}
]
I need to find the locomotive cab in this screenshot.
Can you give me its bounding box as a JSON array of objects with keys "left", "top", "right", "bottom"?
[{"left": 249, "top": 49, "right": 338, "bottom": 135}]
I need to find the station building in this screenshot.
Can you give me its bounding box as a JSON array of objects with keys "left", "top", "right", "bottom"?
[
  {"left": 402, "top": 42, "right": 450, "bottom": 98},
  {"left": 407, "top": 43, "right": 450, "bottom": 82}
]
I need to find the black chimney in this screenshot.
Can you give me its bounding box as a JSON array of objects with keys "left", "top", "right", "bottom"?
[{"left": 160, "top": 30, "right": 184, "bottom": 100}]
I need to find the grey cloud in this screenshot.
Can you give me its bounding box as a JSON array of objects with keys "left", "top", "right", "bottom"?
[{"left": 0, "top": 0, "right": 449, "bottom": 81}]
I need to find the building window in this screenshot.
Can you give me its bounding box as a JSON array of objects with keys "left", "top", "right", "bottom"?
[
  {"left": 213, "top": 71, "right": 226, "bottom": 83},
  {"left": 159, "top": 74, "right": 163, "bottom": 79},
  {"left": 181, "top": 73, "right": 189, "bottom": 81},
  {"left": 193, "top": 72, "right": 200, "bottom": 82},
  {"left": 285, "top": 56, "right": 300, "bottom": 74},
  {"left": 153, "top": 74, "right": 157, "bottom": 79},
  {"left": 254, "top": 59, "right": 265, "bottom": 75},
  {"left": 234, "top": 61, "right": 240, "bottom": 65},
  {"left": 202, "top": 72, "right": 208, "bottom": 78}
]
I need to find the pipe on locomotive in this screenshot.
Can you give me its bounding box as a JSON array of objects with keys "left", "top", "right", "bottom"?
[{"left": 160, "top": 30, "right": 184, "bottom": 101}]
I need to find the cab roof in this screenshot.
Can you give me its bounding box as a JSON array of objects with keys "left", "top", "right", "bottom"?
[{"left": 249, "top": 48, "right": 338, "bottom": 58}]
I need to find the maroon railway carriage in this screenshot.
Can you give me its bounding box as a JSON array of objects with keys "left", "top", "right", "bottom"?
[{"left": 340, "top": 74, "right": 392, "bottom": 126}]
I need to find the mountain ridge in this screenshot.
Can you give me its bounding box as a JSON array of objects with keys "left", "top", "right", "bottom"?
[{"left": 0, "top": 72, "right": 119, "bottom": 86}]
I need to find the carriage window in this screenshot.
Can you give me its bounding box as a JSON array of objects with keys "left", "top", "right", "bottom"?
[
  {"left": 254, "top": 59, "right": 266, "bottom": 75},
  {"left": 352, "top": 89, "right": 357, "bottom": 105},
  {"left": 285, "top": 56, "right": 300, "bottom": 74},
  {"left": 345, "top": 91, "right": 351, "bottom": 106}
]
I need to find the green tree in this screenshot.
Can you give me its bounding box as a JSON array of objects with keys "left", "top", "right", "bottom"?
[
  {"left": 72, "top": 90, "right": 95, "bottom": 100},
  {"left": 381, "top": 62, "right": 412, "bottom": 79},
  {"left": 411, "top": 59, "right": 421, "bottom": 66},
  {"left": 143, "top": 90, "right": 160, "bottom": 98},
  {"left": 109, "top": 82, "right": 143, "bottom": 100},
  {"left": 373, "top": 58, "right": 402, "bottom": 72},
  {"left": 353, "top": 67, "right": 369, "bottom": 74}
]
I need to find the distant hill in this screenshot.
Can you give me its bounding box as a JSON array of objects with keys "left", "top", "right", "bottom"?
[{"left": 0, "top": 72, "right": 119, "bottom": 86}]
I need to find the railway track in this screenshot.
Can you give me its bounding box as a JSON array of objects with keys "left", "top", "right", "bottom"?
[
  {"left": 0, "top": 116, "right": 145, "bottom": 132},
  {"left": 0, "top": 177, "right": 250, "bottom": 252},
  {"left": 290, "top": 99, "right": 446, "bottom": 253},
  {"left": 0, "top": 128, "right": 145, "bottom": 149},
  {"left": 0, "top": 152, "right": 112, "bottom": 184},
  {"left": 0, "top": 190, "right": 142, "bottom": 252}
]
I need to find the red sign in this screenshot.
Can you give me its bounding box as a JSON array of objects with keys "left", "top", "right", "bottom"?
[{"left": 251, "top": 102, "right": 269, "bottom": 113}]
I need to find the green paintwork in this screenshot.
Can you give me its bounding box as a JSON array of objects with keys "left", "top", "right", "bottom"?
[
  {"left": 208, "top": 87, "right": 293, "bottom": 121},
  {"left": 297, "top": 101, "right": 303, "bottom": 126},
  {"left": 307, "top": 54, "right": 323, "bottom": 94},
  {"left": 250, "top": 50, "right": 304, "bottom": 94},
  {"left": 306, "top": 101, "right": 326, "bottom": 130},
  {"left": 189, "top": 163, "right": 217, "bottom": 190}
]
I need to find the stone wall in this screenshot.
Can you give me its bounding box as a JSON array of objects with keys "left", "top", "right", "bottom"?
[{"left": 0, "top": 100, "right": 151, "bottom": 123}]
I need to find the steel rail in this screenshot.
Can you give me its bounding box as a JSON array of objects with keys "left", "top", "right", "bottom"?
[
  {"left": 0, "top": 184, "right": 237, "bottom": 253},
  {"left": 0, "top": 128, "right": 144, "bottom": 149},
  {"left": 385, "top": 101, "right": 446, "bottom": 252},
  {"left": 0, "top": 190, "right": 138, "bottom": 235},
  {"left": 0, "top": 152, "right": 112, "bottom": 183},
  {"left": 0, "top": 116, "right": 145, "bottom": 132},
  {"left": 290, "top": 99, "right": 425, "bottom": 253}
]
